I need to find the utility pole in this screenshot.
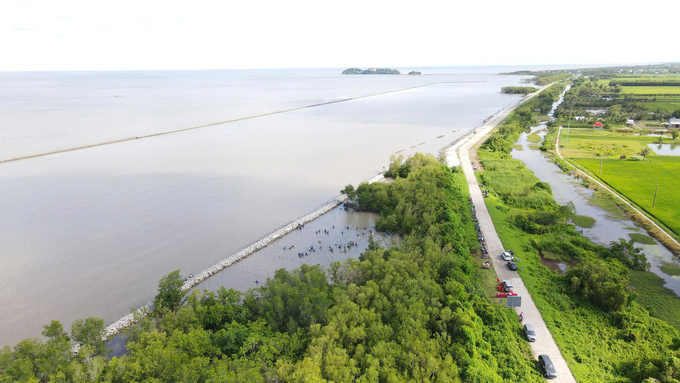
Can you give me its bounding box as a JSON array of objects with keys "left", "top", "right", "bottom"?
[
  {"left": 653, "top": 185, "right": 658, "bottom": 208},
  {"left": 566, "top": 109, "right": 573, "bottom": 149}
]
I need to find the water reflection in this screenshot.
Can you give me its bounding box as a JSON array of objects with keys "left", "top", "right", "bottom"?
[
  {"left": 648, "top": 143, "right": 680, "bottom": 156},
  {"left": 512, "top": 125, "right": 680, "bottom": 295}
]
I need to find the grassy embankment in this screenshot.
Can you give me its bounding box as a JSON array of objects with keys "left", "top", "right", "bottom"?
[{"left": 475, "top": 85, "right": 680, "bottom": 382}]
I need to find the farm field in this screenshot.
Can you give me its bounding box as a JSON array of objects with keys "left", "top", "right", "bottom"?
[
  {"left": 559, "top": 129, "right": 664, "bottom": 158},
  {"left": 573, "top": 156, "right": 680, "bottom": 235},
  {"left": 640, "top": 100, "right": 680, "bottom": 112},
  {"left": 620, "top": 86, "right": 680, "bottom": 95}
]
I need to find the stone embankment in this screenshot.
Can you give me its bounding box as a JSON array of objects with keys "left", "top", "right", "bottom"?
[
  {"left": 0, "top": 80, "right": 481, "bottom": 164},
  {"left": 95, "top": 173, "right": 385, "bottom": 345}
]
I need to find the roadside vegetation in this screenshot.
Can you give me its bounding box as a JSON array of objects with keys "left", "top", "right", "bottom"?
[
  {"left": 476, "top": 85, "right": 680, "bottom": 382},
  {"left": 1, "top": 153, "right": 549, "bottom": 382}
]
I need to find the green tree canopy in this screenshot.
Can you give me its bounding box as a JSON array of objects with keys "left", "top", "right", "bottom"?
[
  {"left": 71, "top": 317, "right": 107, "bottom": 356},
  {"left": 154, "top": 270, "right": 187, "bottom": 313}
]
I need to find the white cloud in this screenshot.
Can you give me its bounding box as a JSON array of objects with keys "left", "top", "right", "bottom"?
[{"left": 0, "top": 0, "right": 675, "bottom": 71}]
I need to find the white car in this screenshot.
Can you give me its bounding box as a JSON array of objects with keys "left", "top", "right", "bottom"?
[{"left": 501, "top": 252, "right": 512, "bottom": 261}]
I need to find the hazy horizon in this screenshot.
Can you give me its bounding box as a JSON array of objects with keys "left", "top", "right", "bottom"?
[{"left": 3, "top": 0, "right": 674, "bottom": 72}]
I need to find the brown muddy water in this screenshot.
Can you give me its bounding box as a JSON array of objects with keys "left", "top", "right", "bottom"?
[{"left": 0, "top": 68, "right": 530, "bottom": 346}]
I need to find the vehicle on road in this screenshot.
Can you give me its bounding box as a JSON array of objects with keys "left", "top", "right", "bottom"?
[
  {"left": 501, "top": 280, "right": 513, "bottom": 292},
  {"left": 507, "top": 261, "right": 518, "bottom": 270},
  {"left": 524, "top": 324, "right": 536, "bottom": 342},
  {"left": 501, "top": 252, "right": 512, "bottom": 261},
  {"left": 538, "top": 354, "right": 557, "bottom": 379}
]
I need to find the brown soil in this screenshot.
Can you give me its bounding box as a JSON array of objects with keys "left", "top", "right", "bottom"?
[{"left": 539, "top": 257, "right": 580, "bottom": 275}]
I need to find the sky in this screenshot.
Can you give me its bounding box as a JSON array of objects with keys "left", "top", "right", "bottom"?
[{"left": 1, "top": 0, "right": 676, "bottom": 72}]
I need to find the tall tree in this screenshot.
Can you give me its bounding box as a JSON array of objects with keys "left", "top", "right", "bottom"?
[
  {"left": 154, "top": 270, "right": 186, "bottom": 313},
  {"left": 71, "top": 317, "right": 107, "bottom": 356}
]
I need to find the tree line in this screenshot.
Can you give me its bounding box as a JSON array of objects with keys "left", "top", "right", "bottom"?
[{"left": 609, "top": 79, "right": 680, "bottom": 87}]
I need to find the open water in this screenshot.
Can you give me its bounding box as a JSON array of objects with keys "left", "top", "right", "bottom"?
[{"left": 0, "top": 67, "right": 531, "bottom": 346}]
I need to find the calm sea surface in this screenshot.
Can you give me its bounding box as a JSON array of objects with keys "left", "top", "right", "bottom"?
[{"left": 0, "top": 67, "right": 529, "bottom": 346}]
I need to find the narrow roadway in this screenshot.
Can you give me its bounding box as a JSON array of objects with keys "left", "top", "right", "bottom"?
[
  {"left": 450, "top": 88, "right": 578, "bottom": 382},
  {"left": 556, "top": 125, "right": 680, "bottom": 249}
]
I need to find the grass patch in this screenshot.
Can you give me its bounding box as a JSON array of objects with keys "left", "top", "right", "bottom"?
[
  {"left": 659, "top": 262, "right": 680, "bottom": 277},
  {"left": 630, "top": 270, "right": 680, "bottom": 330},
  {"left": 628, "top": 233, "right": 656, "bottom": 245},
  {"left": 588, "top": 192, "right": 625, "bottom": 220},
  {"left": 527, "top": 132, "right": 542, "bottom": 143},
  {"left": 572, "top": 215, "right": 596, "bottom": 228},
  {"left": 574, "top": 156, "right": 680, "bottom": 236},
  {"left": 539, "top": 250, "right": 561, "bottom": 261}
]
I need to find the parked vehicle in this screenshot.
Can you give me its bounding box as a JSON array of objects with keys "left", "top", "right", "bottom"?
[
  {"left": 501, "top": 280, "right": 513, "bottom": 292},
  {"left": 538, "top": 355, "right": 557, "bottom": 379},
  {"left": 507, "top": 261, "right": 518, "bottom": 271},
  {"left": 524, "top": 324, "right": 536, "bottom": 342},
  {"left": 501, "top": 252, "right": 512, "bottom": 261}
]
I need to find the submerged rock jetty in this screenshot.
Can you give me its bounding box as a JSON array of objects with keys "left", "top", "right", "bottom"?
[{"left": 97, "top": 173, "right": 386, "bottom": 344}]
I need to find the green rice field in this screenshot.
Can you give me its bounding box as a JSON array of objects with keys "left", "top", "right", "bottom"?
[
  {"left": 640, "top": 100, "right": 680, "bottom": 112},
  {"left": 620, "top": 86, "right": 680, "bottom": 95},
  {"left": 560, "top": 129, "right": 660, "bottom": 158},
  {"left": 573, "top": 156, "right": 680, "bottom": 235}
]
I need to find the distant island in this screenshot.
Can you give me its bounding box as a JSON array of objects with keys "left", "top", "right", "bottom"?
[
  {"left": 342, "top": 68, "right": 400, "bottom": 75},
  {"left": 408, "top": 71, "right": 422, "bottom": 75}
]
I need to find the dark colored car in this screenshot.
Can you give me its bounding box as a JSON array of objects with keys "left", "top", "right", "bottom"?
[
  {"left": 507, "top": 261, "right": 518, "bottom": 270},
  {"left": 538, "top": 354, "right": 557, "bottom": 379}
]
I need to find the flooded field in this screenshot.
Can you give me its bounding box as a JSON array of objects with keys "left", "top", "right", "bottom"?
[{"left": 512, "top": 125, "right": 680, "bottom": 295}]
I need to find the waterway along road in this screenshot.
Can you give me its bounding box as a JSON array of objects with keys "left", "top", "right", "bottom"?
[
  {"left": 452, "top": 86, "right": 578, "bottom": 382},
  {"left": 555, "top": 125, "right": 680, "bottom": 251}
]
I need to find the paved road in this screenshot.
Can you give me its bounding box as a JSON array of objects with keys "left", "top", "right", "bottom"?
[
  {"left": 556, "top": 125, "right": 680, "bottom": 250},
  {"left": 449, "top": 88, "right": 578, "bottom": 383}
]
